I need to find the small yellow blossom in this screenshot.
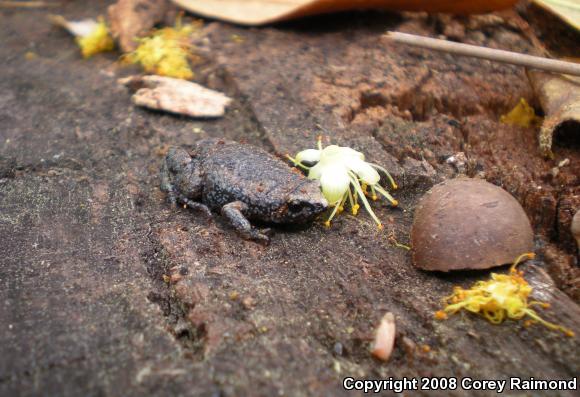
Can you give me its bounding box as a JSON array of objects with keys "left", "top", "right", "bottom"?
[
  {"left": 436, "top": 253, "right": 574, "bottom": 337},
  {"left": 124, "top": 19, "right": 201, "bottom": 80},
  {"left": 49, "top": 15, "right": 114, "bottom": 58},
  {"left": 25, "top": 51, "right": 38, "bottom": 60},
  {"left": 500, "top": 98, "right": 542, "bottom": 128},
  {"left": 76, "top": 17, "right": 114, "bottom": 58}
]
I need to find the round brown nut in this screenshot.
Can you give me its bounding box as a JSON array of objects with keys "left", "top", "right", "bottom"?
[{"left": 411, "top": 178, "right": 534, "bottom": 271}]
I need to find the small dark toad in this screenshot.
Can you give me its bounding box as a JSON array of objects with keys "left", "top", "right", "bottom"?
[{"left": 161, "top": 139, "right": 328, "bottom": 243}]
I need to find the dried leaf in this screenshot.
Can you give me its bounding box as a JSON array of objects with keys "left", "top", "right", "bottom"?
[
  {"left": 120, "top": 75, "right": 232, "bottom": 118},
  {"left": 171, "top": 0, "right": 519, "bottom": 26},
  {"left": 108, "top": 0, "right": 169, "bottom": 52},
  {"left": 528, "top": 71, "right": 580, "bottom": 158},
  {"left": 533, "top": 0, "right": 580, "bottom": 32},
  {"left": 370, "top": 312, "right": 396, "bottom": 361}
]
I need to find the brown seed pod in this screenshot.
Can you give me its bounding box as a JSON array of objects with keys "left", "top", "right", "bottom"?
[{"left": 411, "top": 178, "right": 534, "bottom": 271}]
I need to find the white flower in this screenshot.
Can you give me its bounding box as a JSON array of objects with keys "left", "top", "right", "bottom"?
[{"left": 288, "top": 138, "right": 398, "bottom": 228}]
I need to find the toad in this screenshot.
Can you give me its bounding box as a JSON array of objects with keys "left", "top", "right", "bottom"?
[{"left": 161, "top": 139, "right": 328, "bottom": 243}]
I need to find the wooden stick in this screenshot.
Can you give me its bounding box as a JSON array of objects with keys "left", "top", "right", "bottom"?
[
  {"left": 0, "top": 1, "right": 58, "bottom": 8},
  {"left": 384, "top": 31, "right": 580, "bottom": 77}
]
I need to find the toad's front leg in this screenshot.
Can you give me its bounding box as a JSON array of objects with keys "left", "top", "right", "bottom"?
[{"left": 221, "top": 201, "right": 271, "bottom": 244}]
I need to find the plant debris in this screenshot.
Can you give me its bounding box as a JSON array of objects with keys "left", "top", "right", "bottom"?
[
  {"left": 532, "top": 0, "right": 580, "bottom": 32},
  {"left": 371, "top": 312, "right": 396, "bottom": 362},
  {"left": 528, "top": 71, "right": 580, "bottom": 158},
  {"left": 500, "top": 98, "right": 542, "bottom": 128},
  {"left": 289, "top": 138, "right": 398, "bottom": 228},
  {"left": 122, "top": 18, "right": 201, "bottom": 79},
  {"left": 436, "top": 253, "right": 575, "bottom": 337},
  {"left": 120, "top": 75, "right": 231, "bottom": 118},
  {"left": 0, "top": 1, "right": 57, "bottom": 8},
  {"left": 49, "top": 15, "right": 115, "bottom": 58},
  {"left": 384, "top": 31, "right": 580, "bottom": 76},
  {"left": 171, "top": 0, "right": 519, "bottom": 26},
  {"left": 108, "top": 0, "right": 171, "bottom": 52}
]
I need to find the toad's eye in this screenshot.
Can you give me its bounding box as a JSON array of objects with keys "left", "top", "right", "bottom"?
[{"left": 288, "top": 200, "right": 303, "bottom": 212}]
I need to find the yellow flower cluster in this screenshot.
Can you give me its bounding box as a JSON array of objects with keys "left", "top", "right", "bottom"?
[
  {"left": 124, "top": 20, "right": 201, "bottom": 80},
  {"left": 436, "top": 253, "right": 574, "bottom": 337}
]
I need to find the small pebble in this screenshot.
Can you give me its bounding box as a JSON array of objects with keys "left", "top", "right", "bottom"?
[
  {"left": 371, "top": 312, "right": 396, "bottom": 362},
  {"left": 333, "top": 342, "right": 344, "bottom": 356},
  {"left": 242, "top": 296, "right": 255, "bottom": 309},
  {"left": 558, "top": 158, "right": 570, "bottom": 168}
]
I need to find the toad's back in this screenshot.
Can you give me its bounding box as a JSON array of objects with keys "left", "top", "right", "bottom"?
[{"left": 197, "top": 139, "right": 309, "bottom": 212}]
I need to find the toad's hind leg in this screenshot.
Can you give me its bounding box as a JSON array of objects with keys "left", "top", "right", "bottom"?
[
  {"left": 221, "top": 201, "right": 271, "bottom": 244},
  {"left": 161, "top": 147, "right": 210, "bottom": 218},
  {"left": 160, "top": 160, "right": 177, "bottom": 206}
]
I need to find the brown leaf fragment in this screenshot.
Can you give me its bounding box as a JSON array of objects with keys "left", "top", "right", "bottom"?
[
  {"left": 171, "top": 0, "right": 519, "bottom": 26},
  {"left": 528, "top": 71, "right": 580, "bottom": 158},
  {"left": 532, "top": 0, "right": 580, "bottom": 32},
  {"left": 370, "top": 312, "right": 396, "bottom": 362},
  {"left": 108, "top": 0, "right": 170, "bottom": 52},
  {"left": 120, "top": 75, "right": 232, "bottom": 118}
]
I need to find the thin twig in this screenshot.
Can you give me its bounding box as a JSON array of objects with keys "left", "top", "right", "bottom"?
[
  {"left": 0, "top": 1, "right": 58, "bottom": 8},
  {"left": 384, "top": 31, "right": 580, "bottom": 77}
]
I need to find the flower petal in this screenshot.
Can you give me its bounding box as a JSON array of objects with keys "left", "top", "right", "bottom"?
[
  {"left": 350, "top": 158, "right": 380, "bottom": 185},
  {"left": 319, "top": 165, "right": 350, "bottom": 204},
  {"left": 308, "top": 162, "right": 324, "bottom": 180},
  {"left": 321, "top": 145, "right": 364, "bottom": 162},
  {"left": 295, "top": 148, "right": 321, "bottom": 164},
  {"left": 338, "top": 146, "right": 365, "bottom": 161}
]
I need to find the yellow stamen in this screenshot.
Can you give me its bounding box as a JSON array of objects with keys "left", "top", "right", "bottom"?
[
  {"left": 370, "top": 185, "right": 378, "bottom": 201},
  {"left": 370, "top": 163, "right": 398, "bottom": 190},
  {"left": 374, "top": 184, "right": 398, "bottom": 207},
  {"left": 348, "top": 172, "right": 382, "bottom": 227},
  {"left": 286, "top": 154, "right": 310, "bottom": 170},
  {"left": 510, "top": 252, "right": 535, "bottom": 272},
  {"left": 325, "top": 194, "right": 348, "bottom": 227},
  {"left": 387, "top": 232, "right": 411, "bottom": 250},
  {"left": 435, "top": 311, "right": 447, "bottom": 320}
]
